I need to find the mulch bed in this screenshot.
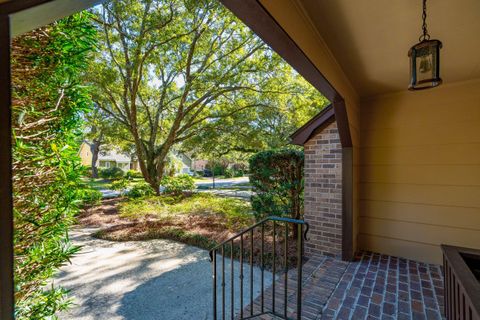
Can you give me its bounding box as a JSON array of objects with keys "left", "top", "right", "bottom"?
[{"left": 78, "top": 198, "right": 303, "bottom": 271}]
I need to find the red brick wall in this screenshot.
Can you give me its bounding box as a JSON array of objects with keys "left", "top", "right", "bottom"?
[{"left": 304, "top": 121, "right": 343, "bottom": 258}]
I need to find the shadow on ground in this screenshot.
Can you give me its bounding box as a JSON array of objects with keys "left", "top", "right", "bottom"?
[{"left": 56, "top": 228, "right": 271, "bottom": 320}]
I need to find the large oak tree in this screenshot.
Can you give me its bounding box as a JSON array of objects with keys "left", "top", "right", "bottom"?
[{"left": 89, "top": 0, "right": 288, "bottom": 193}]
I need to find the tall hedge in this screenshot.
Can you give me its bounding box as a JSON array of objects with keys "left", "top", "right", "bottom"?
[
  {"left": 249, "top": 149, "right": 304, "bottom": 221},
  {"left": 11, "top": 13, "right": 96, "bottom": 319}
]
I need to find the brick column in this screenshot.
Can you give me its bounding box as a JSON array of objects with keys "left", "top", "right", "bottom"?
[{"left": 303, "top": 121, "right": 343, "bottom": 258}]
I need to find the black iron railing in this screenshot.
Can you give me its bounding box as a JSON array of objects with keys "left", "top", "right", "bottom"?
[{"left": 209, "top": 216, "right": 309, "bottom": 320}]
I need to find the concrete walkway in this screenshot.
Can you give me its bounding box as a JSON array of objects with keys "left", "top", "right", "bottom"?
[{"left": 55, "top": 228, "right": 272, "bottom": 320}]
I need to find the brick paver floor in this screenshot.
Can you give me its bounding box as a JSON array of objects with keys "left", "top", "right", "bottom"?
[{"left": 241, "top": 251, "right": 445, "bottom": 320}]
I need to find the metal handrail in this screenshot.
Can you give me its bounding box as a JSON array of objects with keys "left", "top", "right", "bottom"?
[
  {"left": 209, "top": 216, "right": 309, "bottom": 256},
  {"left": 209, "top": 216, "right": 309, "bottom": 320}
]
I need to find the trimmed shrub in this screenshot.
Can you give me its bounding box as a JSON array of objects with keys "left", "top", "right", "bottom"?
[
  {"left": 126, "top": 182, "right": 155, "bottom": 199},
  {"left": 161, "top": 174, "right": 196, "bottom": 195},
  {"left": 249, "top": 149, "right": 304, "bottom": 221},
  {"left": 234, "top": 169, "right": 244, "bottom": 177},
  {"left": 111, "top": 179, "right": 128, "bottom": 190},
  {"left": 125, "top": 169, "right": 142, "bottom": 180},
  {"left": 99, "top": 166, "right": 124, "bottom": 180},
  {"left": 77, "top": 188, "right": 103, "bottom": 206},
  {"left": 223, "top": 168, "right": 235, "bottom": 178}
]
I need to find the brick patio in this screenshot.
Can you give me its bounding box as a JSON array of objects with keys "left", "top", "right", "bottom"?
[{"left": 243, "top": 251, "right": 445, "bottom": 320}]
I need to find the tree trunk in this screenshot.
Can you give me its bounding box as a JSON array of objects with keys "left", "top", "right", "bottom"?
[{"left": 90, "top": 140, "right": 101, "bottom": 178}]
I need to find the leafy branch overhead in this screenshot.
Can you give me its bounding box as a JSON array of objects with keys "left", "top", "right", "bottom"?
[{"left": 88, "top": 0, "right": 328, "bottom": 193}]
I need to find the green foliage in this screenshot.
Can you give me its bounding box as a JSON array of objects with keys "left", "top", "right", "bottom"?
[
  {"left": 234, "top": 169, "right": 245, "bottom": 177},
  {"left": 224, "top": 168, "right": 235, "bottom": 178},
  {"left": 126, "top": 182, "right": 156, "bottom": 199},
  {"left": 249, "top": 149, "right": 304, "bottom": 221},
  {"left": 99, "top": 166, "right": 124, "bottom": 180},
  {"left": 80, "top": 165, "right": 92, "bottom": 177},
  {"left": 110, "top": 179, "right": 128, "bottom": 191},
  {"left": 120, "top": 193, "right": 252, "bottom": 230},
  {"left": 88, "top": 0, "right": 328, "bottom": 193},
  {"left": 207, "top": 162, "right": 226, "bottom": 176},
  {"left": 161, "top": 174, "right": 196, "bottom": 195},
  {"left": 77, "top": 188, "right": 103, "bottom": 206},
  {"left": 11, "top": 12, "right": 97, "bottom": 319},
  {"left": 125, "top": 170, "right": 142, "bottom": 180}
]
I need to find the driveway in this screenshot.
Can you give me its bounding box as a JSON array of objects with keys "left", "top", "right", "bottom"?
[
  {"left": 56, "top": 228, "right": 272, "bottom": 320},
  {"left": 195, "top": 176, "right": 249, "bottom": 189}
]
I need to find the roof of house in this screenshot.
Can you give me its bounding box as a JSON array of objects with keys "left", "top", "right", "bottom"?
[
  {"left": 98, "top": 149, "right": 131, "bottom": 163},
  {"left": 290, "top": 104, "right": 335, "bottom": 145},
  {"left": 80, "top": 142, "right": 131, "bottom": 163}
]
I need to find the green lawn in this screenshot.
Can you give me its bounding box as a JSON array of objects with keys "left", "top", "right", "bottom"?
[
  {"left": 119, "top": 193, "right": 253, "bottom": 229},
  {"left": 81, "top": 177, "right": 112, "bottom": 190},
  {"left": 81, "top": 177, "right": 145, "bottom": 190}
]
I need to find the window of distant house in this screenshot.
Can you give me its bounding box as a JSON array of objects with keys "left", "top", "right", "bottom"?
[{"left": 100, "top": 161, "right": 110, "bottom": 168}]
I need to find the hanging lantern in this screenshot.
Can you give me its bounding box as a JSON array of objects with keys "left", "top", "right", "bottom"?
[{"left": 408, "top": 0, "right": 442, "bottom": 90}]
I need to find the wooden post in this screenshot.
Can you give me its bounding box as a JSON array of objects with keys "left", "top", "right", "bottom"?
[{"left": 0, "top": 13, "right": 15, "bottom": 320}]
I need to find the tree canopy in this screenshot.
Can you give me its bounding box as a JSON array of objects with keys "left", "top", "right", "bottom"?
[{"left": 89, "top": 0, "right": 328, "bottom": 192}]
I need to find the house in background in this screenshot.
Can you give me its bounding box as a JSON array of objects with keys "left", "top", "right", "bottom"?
[
  {"left": 191, "top": 159, "right": 208, "bottom": 172},
  {"left": 78, "top": 141, "right": 137, "bottom": 172},
  {"left": 171, "top": 151, "right": 194, "bottom": 175},
  {"left": 79, "top": 142, "right": 194, "bottom": 174}
]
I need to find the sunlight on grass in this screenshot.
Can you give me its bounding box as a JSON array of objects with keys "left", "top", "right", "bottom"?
[{"left": 119, "top": 193, "right": 253, "bottom": 230}]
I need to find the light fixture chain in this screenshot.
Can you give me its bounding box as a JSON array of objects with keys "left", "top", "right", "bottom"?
[{"left": 420, "top": 0, "right": 430, "bottom": 41}]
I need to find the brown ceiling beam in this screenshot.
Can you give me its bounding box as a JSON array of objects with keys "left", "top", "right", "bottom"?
[
  {"left": 1, "top": 0, "right": 104, "bottom": 37},
  {"left": 219, "top": 0, "right": 339, "bottom": 103}
]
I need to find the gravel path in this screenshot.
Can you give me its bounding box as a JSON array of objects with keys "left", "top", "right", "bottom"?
[{"left": 55, "top": 228, "right": 272, "bottom": 320}]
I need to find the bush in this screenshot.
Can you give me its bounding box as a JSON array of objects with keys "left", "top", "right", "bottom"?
[
  {"left": 234, "top": 169, "right": 244, "bottom": 177},
  {"left": 11, "top": 13, "right": 97, "bottom": 319},
  {"left": 77, "top": 188, "right": 103, "bottom": 206},
  {"left": 99, "top": 166, "right": 124, "bottom": 180},
  {"left": 249, "top": 149, "right": 304, "bottom": 221},
  {"left": 223, "top": 168, "right": 235, "bottom": 178},
  {"left": 111, "top": 179, "right": 128, "bottom": 190},
  {"left": 126, "top": 182, "right": 155, "bottom": 198},
  {"left": 80, "top": 165, "right": 92, "bottom": 177},
  {"left": 161, "top": 174, "right": 196, "bottom": 195},
  {"left": 125, "top": 169, "right": 142, "bottom": 180}
]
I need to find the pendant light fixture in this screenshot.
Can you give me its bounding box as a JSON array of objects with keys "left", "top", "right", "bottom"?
[{"left": 408, "top": 0, "right": 442, "bottom": 90}]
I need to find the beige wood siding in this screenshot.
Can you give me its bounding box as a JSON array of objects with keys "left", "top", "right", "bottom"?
[
  {"left": 359, "top": 79, "right": 480, "bottom": 264},
  {"left": 78, "top": 142, "right": 92, "bottom": 166}
]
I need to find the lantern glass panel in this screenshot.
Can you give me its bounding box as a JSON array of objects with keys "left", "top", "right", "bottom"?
[
  {"left": 416, "top": 45, "right": 434, "bottom": 83},
  {"left": 409, "top": 40, "right": 442, "bottom": 90}
]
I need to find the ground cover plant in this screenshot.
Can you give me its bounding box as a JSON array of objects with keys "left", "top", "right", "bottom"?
[{"left": 79, "top": 192, "right": 301, "bottom": 270}]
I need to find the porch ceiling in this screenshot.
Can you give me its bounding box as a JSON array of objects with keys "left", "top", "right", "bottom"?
[{"left": 293, "top": 0, "right": 480, "bottom": 98}]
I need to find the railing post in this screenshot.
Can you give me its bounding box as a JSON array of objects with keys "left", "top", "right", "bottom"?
[
  {"left": 222, "top": 245, "right": 225, "bottom": 320},
  {"left": 249, "top": 229, "right": 254, "bottom": 317},
  {"left": 296, "top": 224, "right": 303, "bottom": 320},
  {"left": 261, "top": 222, "right": 264, "bottom": 314},
  {"left": 212, "top": 249, "right": 217, "bottom": 320},
  {"left": 240, "top": 234, "right": 244, "bottom": 319},
  {"left": 272, "top": 221, "right": 276, "bottom": 314},
  {"left": 210, "top": 217, "right": 307, "bottom": 320},
  {"left": 230, "top": 241, "right": 234, "bottom": 320},
  {"left": 284, "top": 222, "right": 288, "bottom": 318}
]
